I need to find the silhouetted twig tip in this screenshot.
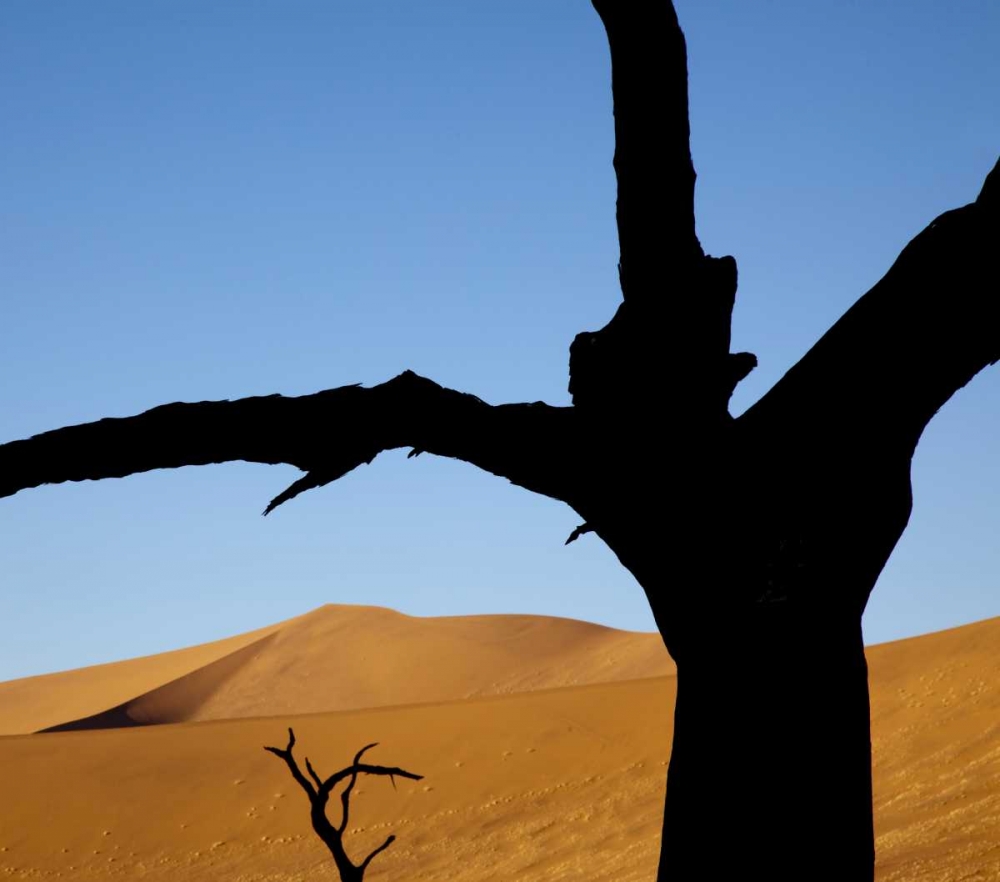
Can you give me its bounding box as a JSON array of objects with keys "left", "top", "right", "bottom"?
[{"left": 565, "top": 523, "right": 593, "bottom": 545}]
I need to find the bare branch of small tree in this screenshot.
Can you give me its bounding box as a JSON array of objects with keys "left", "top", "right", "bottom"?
[
  {"left": 263, "top": 727, "right": 317, "bottom": 800},
  {"left": 338, "top": 743, "right": 377, "bottom": 834},
  {"left": 305, "top": 755, "right": 325, "bottom": 792},
  {"left": 263, "top": 728, "right": 421, "bottom": 882},
  {"left": 359, "top": 835, "right": 396, "bottom": 873}
]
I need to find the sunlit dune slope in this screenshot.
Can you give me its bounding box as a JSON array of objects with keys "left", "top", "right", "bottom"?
[
  {"left": 0, "top": 614, "right": 301, "bottom": 735},
  {"left": 5, "top": 615, "right": 1000, "bottom": 880},
  {"left": 1, "top": 604, "right": 672, "bottom": 734},
  {"left": 867, "top": 615, "right": 1000, "bottom": 881},
  {"left": 0, "top": 678, "right": 675, "bottom": 882}
]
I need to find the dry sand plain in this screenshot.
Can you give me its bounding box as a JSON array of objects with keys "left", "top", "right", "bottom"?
[{"left": 1, "top": 604, "right": 999, "bottom": 880}]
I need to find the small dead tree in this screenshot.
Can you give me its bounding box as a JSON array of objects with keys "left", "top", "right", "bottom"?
[{"left": 264, "top": 728, "right": 422, "bottom": 882}]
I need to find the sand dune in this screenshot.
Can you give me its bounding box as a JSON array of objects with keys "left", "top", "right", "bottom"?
[
  {"left": 41, "top": 633, "right": 281, "bottom": 733},
  {"left": 1, "top": 677, "right": 673, "bottom": 881},
  {"left": 867, "top": 616, "right": 1000, "bottom": 881},
  {"left": 0, "top": 614, "right": 301, "bottom": 735},
  {"left": 3, "top": 604, "right": 673, "bottom": 734},
  {"left": 3, "top": 609, "right": 1000, "bottom": 879}
]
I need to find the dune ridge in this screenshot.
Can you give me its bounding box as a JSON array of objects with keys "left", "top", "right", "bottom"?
[
  {"left": 0, "top": 613, "right": 304, "bottom": 735},
  {"left": 41, "top": 633, "right": 281, "bottom": 732},
  {"left": 1, "top": 604, "right": 673, "bottom": 735}
]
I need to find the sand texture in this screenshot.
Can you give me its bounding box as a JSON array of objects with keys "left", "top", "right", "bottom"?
[{"left": 1, "top": 606, "right": 999, "bottom": 880}]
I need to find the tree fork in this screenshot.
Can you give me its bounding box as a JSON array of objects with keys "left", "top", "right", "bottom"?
[{"left": 264, "top": 729, "right": 422, "bottom": 881}]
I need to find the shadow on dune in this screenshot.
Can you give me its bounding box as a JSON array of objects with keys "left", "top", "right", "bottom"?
[{"left": 39, "top": 632, "right": 277, "bottom": 732}]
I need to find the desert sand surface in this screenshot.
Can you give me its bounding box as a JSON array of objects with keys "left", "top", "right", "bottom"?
[
  {"left": 0, "top": 679, "right": 672, "bottom": 881},
  {"left": 867, "top": 617, "right": 1000, "bottom": 881},
  {"left": 1, "top": 608, "right": 1000, "bottom": 880}
]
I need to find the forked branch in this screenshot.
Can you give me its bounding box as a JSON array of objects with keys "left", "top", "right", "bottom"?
[
  {"left": 359, "top": 835, "right": 397, "bottom": 872},
  {"left": 263, "top": 727, "right": 317, "bottom": 799},
  {"left": 264, "top": 728, "right": 422, "bottom": 881}
]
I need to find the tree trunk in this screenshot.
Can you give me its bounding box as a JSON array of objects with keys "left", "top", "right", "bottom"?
[
  {"left": 585, "top": 413, "right": 914, "bottom": 880},
  {"left": 598, "top": 495, "right": 897, "bottom": 882},
  {"left": 658, "top": 609, "right": 873, "bottom": 880},
  {"left": 329, "top": 843, "right": 363, "bottom": 882}
]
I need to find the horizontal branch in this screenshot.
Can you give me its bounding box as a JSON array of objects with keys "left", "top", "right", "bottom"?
[
  {"left": 319, "top": 760, "right": 424, "bottom": 800},
  {"left": 741, "top": 156, "right": 1000, "bottom": 457},
  {"left": 0, "top": 371, "right": 576, "bottom": 512}
]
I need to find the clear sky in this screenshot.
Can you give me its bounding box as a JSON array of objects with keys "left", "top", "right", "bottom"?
[{"left": 2, "top": 1, "right": 999, "bottom": 682}]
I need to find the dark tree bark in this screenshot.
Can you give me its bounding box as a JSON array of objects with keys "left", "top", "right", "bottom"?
[
  {"left": 264, "top": 729, "right": 422, "bottom": 881},
  {"left": 1, "top": 2, "right": 998, "bottom": 879}
]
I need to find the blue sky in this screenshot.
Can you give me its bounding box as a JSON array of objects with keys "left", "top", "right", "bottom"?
[{"left": 2, "top": 1, "right": 998, "bottom": 681}]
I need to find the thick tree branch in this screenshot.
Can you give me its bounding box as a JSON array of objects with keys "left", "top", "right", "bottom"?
[
  {"left": 571, "top": 1, "right": 753, "bottom": 419},
  {"left": 0, "top": 371, "right": 575, "bottom": 513},
  {"left": 591, "top": 0, "right": 701, "bottom": 287},
  {"left": 741, "top": 157, "right": 1000, "bottom": 458}
]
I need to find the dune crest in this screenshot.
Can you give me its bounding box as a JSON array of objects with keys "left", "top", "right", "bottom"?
[
  {"left": 41, "top": 633, "right": 280, "bottom": 732},
  {"left": 2, "top": 604, "right": 672, "bottom": 734},
  {"left": 0, "top": 613, "right": 303, "bottom": 735}
]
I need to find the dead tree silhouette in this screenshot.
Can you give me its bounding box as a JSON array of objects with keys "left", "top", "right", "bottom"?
[
  {"left": 0, "top": 2, "right": 997, "bottom": 880},
  {"left": 264, "top": 729, "right": 422, "bottom": 882}
]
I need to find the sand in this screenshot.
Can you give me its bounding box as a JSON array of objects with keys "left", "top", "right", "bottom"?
[
  {"left": 0, "top": 605, "right": 673, "bottom": 735},
  {"left": 0, "top": 614, "right": 300, "bottom": 735},
  {"left": 1, "top": 606, "right": 998, "bottom": 880}
]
